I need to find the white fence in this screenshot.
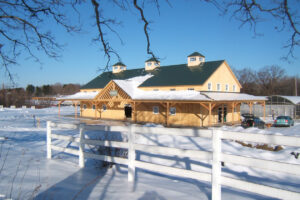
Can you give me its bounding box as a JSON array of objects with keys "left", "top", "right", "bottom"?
[{"left": 46, "top": 121, "right": 300, "bottom": 200}]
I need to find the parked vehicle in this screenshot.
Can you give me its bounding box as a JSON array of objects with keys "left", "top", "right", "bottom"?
[
  {"left": 274, "top": 116, "right": 294, "bottom": 127},
  {"left": 241, "top": 114, "right": 265, "bottom": 129}
]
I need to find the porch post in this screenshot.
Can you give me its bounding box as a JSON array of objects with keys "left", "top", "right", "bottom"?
[
  {"left": 58, "top": 102, "right": 61, "bottom": 117},
  {"left": 74, "top": 102, "right": 78, "bottom": 119},
  {"left": 249, "top": 102, "right": 253, "bottom": 114},
  {"left": 231, "top": 102, "right": 235, "bottom": 125},
  {"left": 166, "top": 102, "right": 169, "bottom": 126},
  {"left": 209, "top": 103, "right": 212, "bottom": 126},
  {"left": 263, "top": 101, "right": 266, "bottom": 121},
  {"left": 95, "top": 103, "right": 97, "bottom": 119},
  {"left": 221, "top": 104, "right": 224, "bottom": 124},
  {"left": 80, "top": 102, "right": 82, "bottom": 117},
  {"left": 133, "top": 102, "right": 137, "bottom": 123}
]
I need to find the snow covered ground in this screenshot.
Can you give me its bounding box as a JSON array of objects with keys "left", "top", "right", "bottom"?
[{"left": 0, "top": 106, "right": 299, "bottom": 200}]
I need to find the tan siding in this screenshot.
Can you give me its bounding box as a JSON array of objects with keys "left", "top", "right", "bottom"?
[
  {"left": 204, "top": 63, "right": 241, "bottom": 92},
  {"left": 80, "top": 101, "right": 241, "bottom": 127},
  {"left": 80, "top": 89, "right": 102, "bottom": 93}
]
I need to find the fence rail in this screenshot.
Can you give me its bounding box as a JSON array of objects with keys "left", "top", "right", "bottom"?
[{"left": 46, "top": 121, "right": 300, "bottom": 200}]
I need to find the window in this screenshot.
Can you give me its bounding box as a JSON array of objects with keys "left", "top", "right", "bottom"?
[
  {"left": 233, "top": 85, "right": 236, "bottom": 92},
  {"left": 225, "top": 84, "right": 229, "bottom": 91},
  {"left": 169, "top": 107, "right": 176, "bottom": 115},
  {"left": 188, "top": 88, "right": 194, "bottom": 91},
  {"left": 92, "top": 105, "right": 96, "bottom": 110},
  {"left": 102, "top": 104, "right": 107, "bottom": 111},
  {"left": 199, "top": 57, "right": 204, "bottom": 61},
  {"left": 114, "top": 66, "right": 118, "bottom": 70},
  {"left": 153, "top": 106, "right": 159, "bottom": 114},
  {"left": 83, "top": 104, "right": 87, "bottom": 109},
  {"left": 153, "top": 89, "right": 159, "bottom": 91},
  {"left": 208, "top": 82, "right": 212, "bottom": 91},
  {"left": 147, "top": 62, "right": 152, "bottom": 66},
  {"left": 170, "top": 88, "right": 176, "bottom": 91},
  {"left": 217, "top": 83, "right": 221, "bottom": 91},
  {"left": 154, "top": 62, "right": 159, "bottom": 66},
  {"left": 190, "top": 57, "right": 196, "bottom": 62}
]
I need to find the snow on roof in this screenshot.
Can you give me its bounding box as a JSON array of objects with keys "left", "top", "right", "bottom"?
[
  {"left": 114, "top": 75, "right": 210, "bottom": 101},
  {"left": 134, "top": 90, "right": 211, "bottom": 101},
  {"left": 278, "top": 96, "right": 300, "bottom": 105},
  {"left": 114, "top": 75, "right": 153, "bottom": 97},
  {"left": 202, "top": 92, "right": 267, "bottom": 101},
  {"left": 57, "top": 91, "right": 99, "bottom": 100}
]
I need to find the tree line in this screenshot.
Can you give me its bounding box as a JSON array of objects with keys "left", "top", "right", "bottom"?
[
  {"left": 234, "top": 65, "right": 299, "bottom": 96},
  {"left": 0, "top": 83, "right": 80, "bottom": 107}
]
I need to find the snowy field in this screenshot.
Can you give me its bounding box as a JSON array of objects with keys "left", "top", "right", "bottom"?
[{"left": 0, "top": 106, "right": 299, "bottom": 200}]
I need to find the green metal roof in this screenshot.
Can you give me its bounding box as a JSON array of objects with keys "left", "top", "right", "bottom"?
[
  {"left": 81, "top": 68, "right": 147, "bottom": 89},
  {"left": 188, "top": 52, "right": 205, "bottom": 57},
  {"left": 113, "top": 62, "right": 126, "bottom": 66},
  {"left": 81, "top": 60, "right": 224, "bottom": 89},
  {"left": 145, "top": 57, "right": 160, "bottom": 62}
]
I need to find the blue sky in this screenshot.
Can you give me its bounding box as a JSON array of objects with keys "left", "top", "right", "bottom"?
[{"left": 1, "top": 1, "right": 299, "bottom": 88}]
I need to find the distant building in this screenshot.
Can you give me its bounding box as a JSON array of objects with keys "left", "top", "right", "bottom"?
[{"left": 58, "top": 52, "right": 265, "bottom": 127}]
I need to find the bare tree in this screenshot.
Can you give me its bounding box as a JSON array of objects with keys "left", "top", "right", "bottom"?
[
  {"left": 234, "top": 67, "right": 259, "bottom": 94},
  {"left": 0, "top": 0, "right": 81, "bottom": 83},
  {"left": 256, "top": 65, "right": 286, "bottom": 95},
  {"left": 1, "top": 0, "right": 299, "bottom": 84},
  {"left": 220, "top": 0, "right": 300, "bottom": 60}
]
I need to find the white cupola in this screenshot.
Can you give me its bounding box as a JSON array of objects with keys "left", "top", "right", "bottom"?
[
  {"left": 145, "top": 57, "right": 160, "bottom": 71},
  {"left": 112, "top": 62, "right": 126, "bottom": 73},
  {"left": 187, "top": 52, "right": 205, "bottom": 67}
]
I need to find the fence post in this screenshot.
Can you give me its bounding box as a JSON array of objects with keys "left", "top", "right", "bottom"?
[
  {"left": 128, "top": 125, "right": 136, "bottom": 182},
  {"left": 47, "top": 121, "right": 52, "bottom": 159},
  {"left": 212, "top": 129, "right": 222, "bottom": 200},
  {"left": 79, "top": 123, "right": 85, "bottom": 168}
]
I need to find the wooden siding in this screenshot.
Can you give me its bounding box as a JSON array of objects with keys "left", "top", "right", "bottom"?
[
  {"left": 80, "top": 89, "right": 102, "bottom": 93},
  {"left": 204, "top": 62, "right": 241, "bottom": 92},
  {"left": 80, "top": 101, "right": 241, "bottom": 127}
]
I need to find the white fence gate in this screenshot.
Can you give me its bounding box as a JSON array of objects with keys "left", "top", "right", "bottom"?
[{"left": 46, "top": 121, "right": 300, "bottom": 200}]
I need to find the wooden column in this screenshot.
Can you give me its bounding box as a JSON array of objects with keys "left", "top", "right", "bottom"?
[
  {"left": 94, "top": 103, "right": 97, "bottom": 119},
  {"left": 249, "top": 102, "right": 253, "bottom": 114},
  {"left": 134, "top": 102, "right": 137, "bottom": 123},
  {"left": 75, "top": 102, "right": 78, "bottom": 119},
  {"left": 80, "top": 103, "right": 82, "bottom": 117},
  {"left": 166, "top": 102, "right": 169, "bottom": 127},
  {"left": 209, "top": 103, "right": 212, "bottom": 127},
  {"left": 231, "top": 102, "right": 235, "bottom": 125},
  {"left": 199, "top": 103, "right": 202, "bottom": 127},
  {"left": 221, "top": 104, "right": 224, "bottom": 124},
  {"left": 58, "top": 102, "right": 61, "bottom": 117},
  {"left": 263, "top": 101, "right": 266, "bottom": 121},
  {"left": 99, "top": 104, "right": 102, "bottom": 119}
]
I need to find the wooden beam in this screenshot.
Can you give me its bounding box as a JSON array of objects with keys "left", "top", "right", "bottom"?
[
  {"left": 231, "top": 102, "right": 235, "bottom": 125},
  {"left": 249, "top": 102, "right": 253, "bottom": 114},
  {"left": 160, "top": 102, "right": 167, "bottom": 108},
  {"left": 133, "top": 102, "right": 137, "bottom": 123},
  {"left": 74, "top": 102, "right": 78, "bottom": 119},
  {"left": 95, "top": 104, "right": 97, "bottom": 119},
  {"left": 209, "top": 103, "right": 212, "bottom": 127},
  {"left": 211, "top": 103, "right": 216, "bottom": 110},
  {"left": 166, "top": 102, "right": 169, "bottom": 127},
  {"left": 200, "top": 102, "right": 209, "bottom": 111},
  {"left": 221, "top": 104, "right": 224, "bottom": 124},
  {"left": 58, "top": 102, "right": 61, "bottom": 117},
  {"left": 263, "top": 101, "right": 266, "bottom": 121}
]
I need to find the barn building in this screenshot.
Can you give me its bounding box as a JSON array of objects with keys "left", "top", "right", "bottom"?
[{"left": 58, "top": 52, "right": 266, "bottom": 127}]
